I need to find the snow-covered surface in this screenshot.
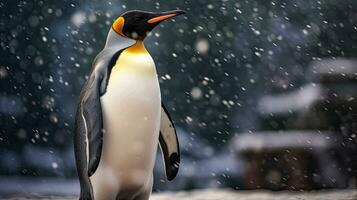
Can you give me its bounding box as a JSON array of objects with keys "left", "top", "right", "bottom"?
[
  {"left": 258, "top": 84, "right": 323, "bottom": 115},
  {"left": 233, "top": 130, "right": 336, "bottom": 151},
  {"left": 0, "top": 177, "right": 355, "bottom": 200},
  {"left": 1, "top": 189, "right": 356, "bottom": 200},
  {"left": 0, "top": 177, "right": 79, "bottom": 197},
  {"left": 309, "top": 58, "right": 357, "bottom": 78},
  {"left": 152, "top": 189, "right": 357, "bottom": 200}
]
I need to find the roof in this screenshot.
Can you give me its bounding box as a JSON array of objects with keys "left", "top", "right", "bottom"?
[{"left": 232, "top": 130, "right": 338, "bottom": 152}]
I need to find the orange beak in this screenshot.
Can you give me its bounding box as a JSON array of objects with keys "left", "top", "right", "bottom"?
[{"left": 147, "top": 10, "right": 185, "bottom": 24}]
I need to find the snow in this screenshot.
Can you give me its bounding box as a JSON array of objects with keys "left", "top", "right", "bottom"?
[
  {"left": 195, "top": 39, "right": 210, "bottom": 54},
  {"left": 0, "top": 189, "right": 356, "bottom": 200},
  {"left": 152, "top": 189, "right": 357, "bottom": 200},
  {"left": 233, "top": 130, "right": 335, "bottom": 151},
  {"left": 258, "top": 84, "right": 322, "bottom": 114},
  {"left": 1, "top": 0, "right": 357, "bottom": 193}
]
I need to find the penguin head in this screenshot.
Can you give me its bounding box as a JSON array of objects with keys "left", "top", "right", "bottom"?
[{"left": 112, "top": 10, "right": 185, "bottom": 40}]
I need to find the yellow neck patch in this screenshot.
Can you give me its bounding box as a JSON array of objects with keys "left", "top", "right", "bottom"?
[
  {"left": 112, "top": 41, "right": 155, "bottom": 75},
  {"left": 123, "top": 41, "right": 146, "bottom": 54}
]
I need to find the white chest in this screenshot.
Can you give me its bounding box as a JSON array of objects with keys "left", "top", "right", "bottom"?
[
  {"left": 95, "top": 42, "right": 161, "bottom": 179},
  {"left": 89, "top": 40, "right": 162, "bottom": 200},
  {"left": 100, "top": 42, "right": 161, "bottom": 138}
]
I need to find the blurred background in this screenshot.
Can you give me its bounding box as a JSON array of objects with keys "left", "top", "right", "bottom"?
[{"left": 0, "top": 0, "right": 357, "bottom": 197}]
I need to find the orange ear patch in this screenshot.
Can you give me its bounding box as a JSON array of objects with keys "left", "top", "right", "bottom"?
[
  {"left": 147, "top": 14, "right": 177, "bottom": 24},
  {"left": 112, "top": 17, "right": 125, "bottom": 35}
]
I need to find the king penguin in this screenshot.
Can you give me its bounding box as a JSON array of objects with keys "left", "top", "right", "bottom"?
[{"left": 73, "top": 10, "right": 185, "bottom": 200}]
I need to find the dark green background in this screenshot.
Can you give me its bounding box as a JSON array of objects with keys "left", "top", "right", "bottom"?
[{"left": 0, "top": 0, "right": 356, "bottom": 190}]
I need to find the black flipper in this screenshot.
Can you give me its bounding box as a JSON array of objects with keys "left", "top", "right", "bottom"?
[
  {"left": 74, "top": 55, "right": 108, "bottom": 200},
  {"left": 81, "top": 72, "right": 103, "bottom": 176},
  {"left": 74, "top": 104, "right": 95, "bottom": 200},
  {"left": 159, "top": 104, "right": 180, "bottom": 181}
]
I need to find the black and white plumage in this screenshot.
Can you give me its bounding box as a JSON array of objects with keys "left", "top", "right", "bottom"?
[{"left": 73, "top": 10, "right": 184, "bottom": 200}]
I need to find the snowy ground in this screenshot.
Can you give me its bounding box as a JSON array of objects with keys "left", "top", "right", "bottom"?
[
  {"left": 153, "top": 189, "right": 357, "bottom": 200},
  {"left": 1, "top": 189, "right": 356, "bottom": 200},
  {"left": 0, "top": 177, "right": 355, "bottom": 200}
]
